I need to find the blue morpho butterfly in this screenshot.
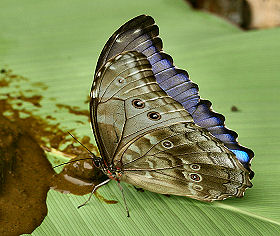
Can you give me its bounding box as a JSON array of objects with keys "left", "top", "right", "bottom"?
[{"left": 78, "top": 15, "right": 253, "bottom": 216}]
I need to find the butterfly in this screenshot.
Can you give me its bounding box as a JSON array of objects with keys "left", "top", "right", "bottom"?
[{"left": 85, "top": 15, "right": 254, "bottom": 215}]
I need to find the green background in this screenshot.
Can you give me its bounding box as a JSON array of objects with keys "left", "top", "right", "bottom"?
[{"left": 1, "top": 0, "right": 280, "bottom": 235}]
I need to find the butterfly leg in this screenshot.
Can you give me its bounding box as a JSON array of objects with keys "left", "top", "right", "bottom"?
[
  {"left": 117, "top": 180, "right": 130, "bottom": 217},
  {"left": 78, "top": 178, "right": 111, "bottom": 209}
]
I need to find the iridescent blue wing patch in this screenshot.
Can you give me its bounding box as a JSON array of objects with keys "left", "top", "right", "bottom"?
[
  {"left": 192, "top": 100, "right": 253, "bottom": 172},
  {"left": 95, "top": 15, "right": 254, "bottom": 178}
]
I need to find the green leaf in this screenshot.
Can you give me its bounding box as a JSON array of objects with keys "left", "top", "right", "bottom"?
[{"left": 1, "top": 0, "right": 280, "bottom": 235}]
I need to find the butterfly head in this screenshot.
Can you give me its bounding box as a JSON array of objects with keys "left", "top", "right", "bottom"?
[
  {"left": 92, "top": 157, "right": 103, "bottom": 169},
  {"left": 94, "top": 158, "right": 123, "bottom": 181}
]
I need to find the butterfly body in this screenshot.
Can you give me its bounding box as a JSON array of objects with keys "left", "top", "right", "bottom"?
[{"left": 86, "top": 15, "right": 254, "bottom": 209}]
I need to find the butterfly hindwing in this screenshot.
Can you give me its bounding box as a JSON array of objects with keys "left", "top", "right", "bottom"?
[{"left": 119, "top": 122, "right": 251, "bottom": 201}]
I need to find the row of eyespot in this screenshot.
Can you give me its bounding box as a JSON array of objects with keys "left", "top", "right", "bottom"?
[
  {"left": 131, "top": 98, "right": 202, "bottom": 184},
  {"left": 132, "top": 98, "right": 162, "bottom": 120}
]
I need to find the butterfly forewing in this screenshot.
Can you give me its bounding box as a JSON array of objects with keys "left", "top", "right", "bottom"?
[
  {"left": 90, "top": 51, "right": 252, "bottom": 201},
  {"left": 91, "top": 51, "right": 193, "bottom": 164},
  {"left": 95, "top": 15, "right": 158, "bottom": 74}
]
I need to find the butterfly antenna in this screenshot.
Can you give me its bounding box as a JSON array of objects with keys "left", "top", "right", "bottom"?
[
  {"left": 117, "top": 180, "right": 130, "bottom": 217},
  {"left": 78, "top": 178, "right": 111, "bottom": 209},
  {"left": 53, "top": 157, "right": 94, "bottom": 168},
  {"left": 67, "top": 131, "right": 98, "bottom": 159}
]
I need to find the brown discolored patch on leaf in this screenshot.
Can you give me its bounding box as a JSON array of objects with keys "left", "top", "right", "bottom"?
[
  {"left": 3, "top": 93, "right": 42, "bottom": 107},
  {"left": 0, "top": 69, "right": 109, "bottom": 235},
  {"left": 231, "top": 105, "right": 240, "bottom": 112},
  {"left": 56, "top": 103, "right": 90, "bottom": 117},
  {"left": 46, "top": 115, "right": 56, "bottom": 120},
  {"left": 0, "top": 68, "right": 95, "bottom": 157},
  {"left": 0, "top": 116, "right": 110, "bottom": 235},
  {"left": 0, "top": 115, "right": 53, "bottom": 236},
  {"left": 32, "top": 82, "right": 48, "bottom": 90},
  {"left": 0, "top": 68, "right": 28, "bottom": 88},
  {"left": 0, "top": 78, "right": 9, "bottom": 87}
]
